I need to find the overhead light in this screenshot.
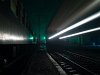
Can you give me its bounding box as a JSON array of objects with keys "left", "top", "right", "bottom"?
[
  {"left": 48, "top": 11, "right": 100, "bottom": 39},
  {"left": 59, "top": 27, "right": 100, "bottom": 39},
  {"left": 0, "top": 33, "right": 26, "bottom": 41}
]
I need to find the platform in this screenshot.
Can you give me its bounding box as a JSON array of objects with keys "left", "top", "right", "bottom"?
[{"left": 22, "top": 51, "right": 60, "bottom": 75}]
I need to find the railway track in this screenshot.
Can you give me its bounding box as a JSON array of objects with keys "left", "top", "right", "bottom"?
[{"left": 50, "top": 52, "right": 99, "bottom": 75}]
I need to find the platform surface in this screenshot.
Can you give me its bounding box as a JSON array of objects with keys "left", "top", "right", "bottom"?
[{"left": 23, "top": 51, "right": 60, "bottom": 75}]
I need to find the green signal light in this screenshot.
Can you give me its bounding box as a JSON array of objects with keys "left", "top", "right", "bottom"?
[
  {"left": 29, "top": 37, "right": 34, "bottom": 40},
  {"left": 43, "top": 36, "right": 46, "bottom": 40},
  {"left": 41, "top": 36, "right": 46, "bottom": 40}
]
